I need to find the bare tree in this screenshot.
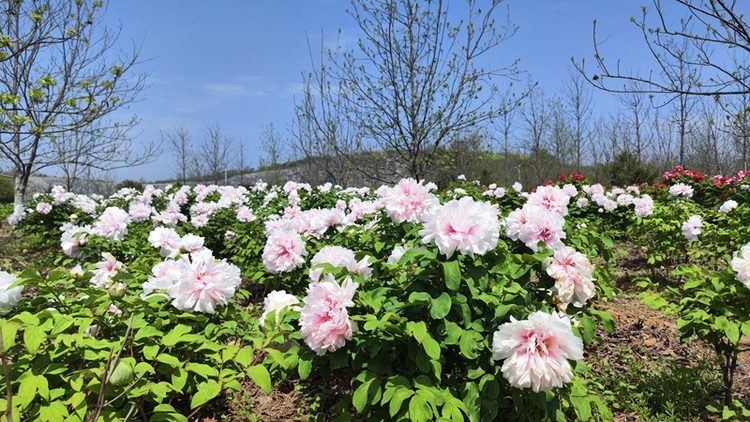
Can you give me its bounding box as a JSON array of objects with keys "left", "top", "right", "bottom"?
[
  {"left": 520, "top": 80, "right": 553, "bottom": 185},
  {"left": 617, "top": 86, "right": 653, "bottom": 163},
  {"left": 49, "top": 115, "right": 159, "bottom": 191},
  {"left": 720, "top": 92, "right": 750, "bottom": 170},
  {"left": 290, "top": 32, "right": 366, "bottom": 187},
  {"left": 194, "top": 122, "right": 233, "bottom": 185},
  {"left": 496, "top": 86, "right": 522, "bottom": 187},
  {"left": 687, "top": 100, "right": 732, "bottom": 174},
  {"left": 0, "top": 0, "right": 149, "bottom": 204},
  {"left": 574, "top": 0, "right": 750, "bottom": 97},
  {"left": 258, "top": 123, "right": 288, "bottom": 186},
  {"left": 163, "top": 125, "right": 193, "bottom": 184},
  {"left": 258, "top": 123, "right": 287, "bottom": 170},
  {"left": 325, "top": 0, "right": 521, "bottom": 181},
  {"left": 649, "top": 107, "right": 678, "bottom": 173},
  {"left": 548, "top": 97, "right": 574, "bottom": 175},
  {"left": 235, "top": 136, "right": 251, "bottom": 186},
  {"left": 563, "top": 68, "right": 594, "bottom": 173}
]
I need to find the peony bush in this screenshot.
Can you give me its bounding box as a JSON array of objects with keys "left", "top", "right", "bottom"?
[{"left": 1, "top": 167, "right": 749, "bottom": 420}]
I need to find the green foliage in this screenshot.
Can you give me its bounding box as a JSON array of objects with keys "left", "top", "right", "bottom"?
[
  {"left": 114, "top": 179, "right": 144, "bottom": 191},
  {"left": 0, "top": 265, "right": 260, "bottom": 421},
  {"left": 608, "top": 152, "right": 659, "bottom": 187},
  {"left": 595, "top": 353, "right": 721, "bottom": 421},
  {"left": 0, "top": 176, "right": 13, "bottom": 203}
]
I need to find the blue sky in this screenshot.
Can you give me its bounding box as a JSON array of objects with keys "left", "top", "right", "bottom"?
[{"left": 98, "top": 0, "right": 699, "bottom": 182}]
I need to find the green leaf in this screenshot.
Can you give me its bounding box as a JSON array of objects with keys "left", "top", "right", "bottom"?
[
  {"left": 162, "top": 324, "right": 192, "bottom": 346},
  {"left": 641, "top": 293, "right": 668, "bottom": 310},
  {"left": 422, "top": 336, "right": 441, "bottom": 361},
  {"left": 35, "top": 375, "right": 49, "bottom": 401},
  {"left": 459, "top": 331, "right": 479, "bottom": 359},
  {"left": 185, "top": 362, "right": 219, "bottom": 379},
  {"left": 389, "top": 388, "right": 414, "bottom": 417},
  {"left": 171, "top": 367, "right": 188, "bottom": 391},
  {"left": 408, "top": 394, "right": 432, "bottom": 422},
  {"left": 353, "top": 376, "right": 375, "bottom": 413},
  {"left": 149, "top": 412, "right": 190, "bottom": 422},
  {"left": 429, "top": 292, "right": 452, "bottom": 320},
  {"left": 298, "top": 356, "right": 313, "bottom": 380},
  {"left": 18, "top": 373, "right": 38, "bottom": 410},
  {"left": 408, "top": 321, "right": 428, "bottom": 343},
  {"left": 190, "top": 380, "right": 221, "bottom": 409},
  {"left": 156, "top": 353, "right": 182, "bottom": 369},
  {"left": 50, "top": 316, "right": 74, "bottom": 336},
  {"left": 330, "top": 351, "right": 349, "bottom": 370},
  {"left": 39, "top": 402, "right": 68, "bottom": 422},
  {"left": 235, "top": 345, "right": 254, "bottom": 368},
  {"left": 143, "top": 344, "right": 160, "bottom": 360},
  {"left": 0, "top": 322, "right": 18, "bottom": 350},
  {"left": 69, "top": 391, "right": 87, "bottom": 419},
  {"left": 442, "top": 260, "right": 461, "bottom": 291},
  {"left": 589, "top": 308, "right": 616, "bottom": 333},
  {"left": 134, "top": 325, "right": 163, "bottom": 341},
  {"left": 23, "top": 325, "right": 46, "bottom": 354},
  {"left": 221, "top": 344, "right": 239, "bottom": 363},
  {"left": 247, "top": 365, "right": 272, "bottom": 394},
  {"left": 715, "top": 316, "right": 740, "bottom": 344},
  {"left": 579, "top": 315, "right": 597, "bottom": 345},
  {"left": 570, "top": 395, "right": 592, "bottom": 421}
]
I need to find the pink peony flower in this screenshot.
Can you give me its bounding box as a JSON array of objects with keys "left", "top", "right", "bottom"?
[
  {"left": 511, "top": 205, "right": 566, "bottom": 252},
  {"left": 681, "top": 215, "right": 703, "bottom": 242},
  {"left": 668, "top": 183, "right": 694, "bottom": 198},
  {"left": 419, "top": 196, "right": 500, "bottom": 258},
  {"left": 544, "top": 246, "right": 596, "bottom": 307},
  {"left": 236, "top": 206, "right": 257, "bottom": 222},
  {"left": 719, "top": 200, "right": 738, "bottom": 214},
  {"left": 0, "top": 270, "right": 23, "bottom": 311},
  {"left": 526, "top": 186, "right": 570, "bottom": 216},
  {"left": 633, "top": 195, "right": 655, "bottom": 218},
  {"left": 148, "top": 227, "right": 181, "bottom": 257},
  {"left": 60, "top": 225, "right": 91, "bottom": 258},
  {"left": 262, "top": 229, "right": 308, "bottom": 274},
  {"left": 492, "top": 311, "right": 583, "bottom": 392},
  {"left": 260, "top": 290, "right": 301, "bottom": 329},
  {"left": 306, "top": 208, "right": 346, "bottom": 238},
  {"left": 731, "top": 243, "right": 750, "bottom": 288},
  {"left": 142, "top": 259, "right": 184, "bottom": 298},
  {"left": 381, "top": 178, "right": 440, "bottom": 224},
  {"left": 299, "top": 275, "right": 358, "bottom": 355},
  {"left": 167, "top": 251, "right": 242, "bottom": 314},
  {"left": 36, "top": 202, "right": 52, "bottom": 214},
  {"left": 94, "top": 207, "right": 131, "bottom": 241},
  {"left": 128, "top": 202, "right": 153, "bottom": 222},
  {"left": 90, "top": 252, "right": 124, "bottom": 287},
  {"left": 178, "top": 234, "right": 207, "bottom": 255},
  {"left": 309, "top": 246, "right": 371, "bottom": 282}
]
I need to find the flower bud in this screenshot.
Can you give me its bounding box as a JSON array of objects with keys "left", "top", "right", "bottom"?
[
  {"left": 108, "top": 282, "right": 127, "bottom": 299},
  {"left": 70, "top": 264, "right": 84, "bottom": 279}
]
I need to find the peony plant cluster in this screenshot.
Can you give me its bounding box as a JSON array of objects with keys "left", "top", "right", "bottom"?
[{"left": 9, "top": 165, "right": 750, "bottom": 420}]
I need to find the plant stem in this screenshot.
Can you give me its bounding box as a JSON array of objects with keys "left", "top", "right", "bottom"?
[{"left": 0, "top": 325, "right": 14, "bottom": 422}]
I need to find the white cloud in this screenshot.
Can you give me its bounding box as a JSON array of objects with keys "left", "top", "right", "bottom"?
[{"left": 200, "top": 82, "right": 248, "bottom": 102}]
